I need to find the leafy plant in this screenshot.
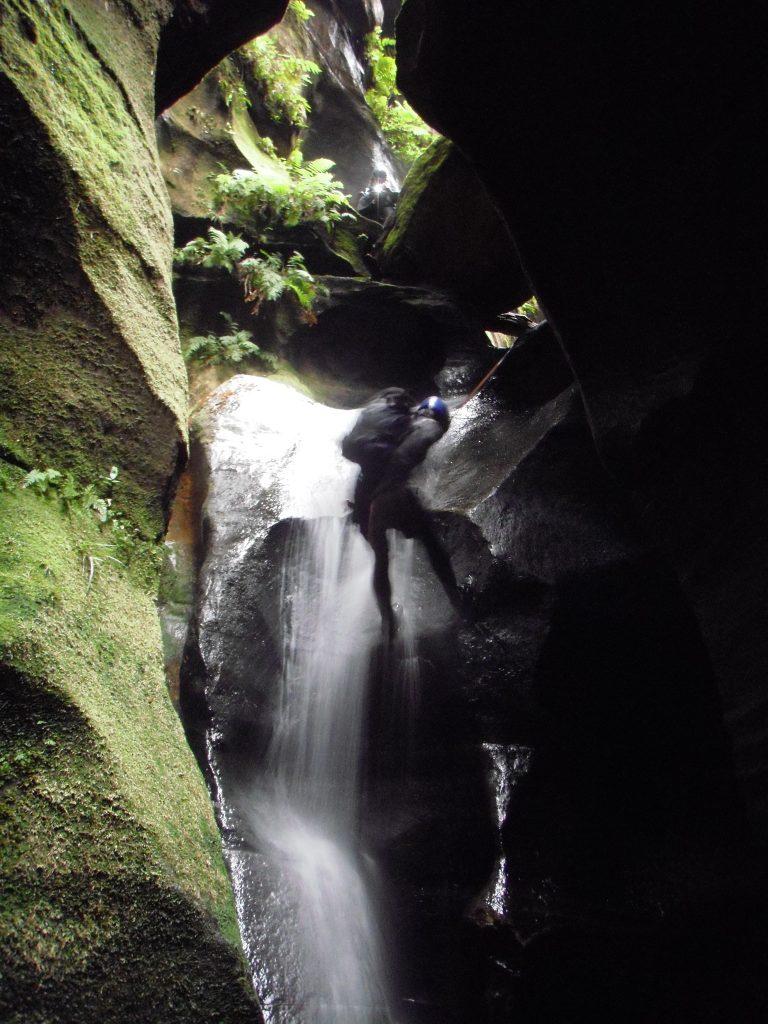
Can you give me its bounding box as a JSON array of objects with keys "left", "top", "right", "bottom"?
[
  {"left": 217, "top": 57, "right": 249, "bottom": 110},
  {"left": 220, "top": 3, "right": 320, "bottom": 127},
  {"left": 364, "top": 28, "right": 438, "bottom": 165},
  {"left": 174, "top": 227, "right": 250, "bottom": 273},
  {"left": 80, "top": 466, "right": 120, "bottom": 524},
  {"left": 517, "top": 296, "right": 542, "bottom": 322},
  {"left": 210, "top": 156, "right": 354, "bottom": 240},
  {"left": 239, "top": 250, "right": 327, "bottom": 317},
  {"left": 175, "top": 220, "right": 326, "bottom": 319},
  {"left": 240, "top": 37, "right": 321, "bottom": 129},
  {"left": 21, "top": 464, "right": 126, "bottom": 532},
  {"left": 287, "top": 0, "right": 314, "bottom": 24},
  {"left": 184, "top": 313, "right": 278, "bottom": 368},
  {"left": 21, "top": 468, "right": 62, "bottom": 495}
]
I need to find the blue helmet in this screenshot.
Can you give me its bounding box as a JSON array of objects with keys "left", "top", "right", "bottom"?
[{"left": 417, "top": 395, "right": 450, "bottom": 429}]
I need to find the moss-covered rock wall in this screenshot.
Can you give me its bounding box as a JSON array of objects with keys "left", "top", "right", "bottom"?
[
  {"left": 0, "top": 0, "right": 186, "bottom": 534},
  {"left": 0, "top": 0, "right": 265, "bottom": 1018}
]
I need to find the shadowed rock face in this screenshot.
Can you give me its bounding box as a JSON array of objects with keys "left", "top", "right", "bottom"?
[
  {"left": 299, "top": 0, "right": 405, "bottom": 194},
  {"left": 1, "top": 2, "right": 273, "bottom": 1017},
  {"left": 179, "top": 332, "right": 750, "bottom": 1019},
  {"left": 397, "top": 0, "right": 768, "bottom": 847},
  {"left": 283, "top": 277, "right": 490, "bottom": 405},
  {"left": 156, "top": 0, "right": 289, "bottom": 113},
  {"left": 379, "top": 137, "right": 531, "bottom": 317}
]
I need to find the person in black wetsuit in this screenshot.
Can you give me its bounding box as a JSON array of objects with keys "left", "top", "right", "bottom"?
[
  {"left": 356, "top": 168, "right": 399, "bottom": 229},
  {"left": 341, "top": 389, "right": 463, "bottom": 638}
]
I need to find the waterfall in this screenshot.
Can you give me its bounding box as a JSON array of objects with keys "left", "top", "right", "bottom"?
[
  {"left": 238, "top": 517, "right": 393, "bottom": 1024},
  {"left": 203, "top": 378, "right": 400, "bottom": 1023}
]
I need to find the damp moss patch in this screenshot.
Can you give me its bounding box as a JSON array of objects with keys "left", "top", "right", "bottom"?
[
  {"left": 1, "top": 0, "right": 188, "bottom": 527},
  {"left": 0, "top": 478, "right": 260, "bottom": 1020}
]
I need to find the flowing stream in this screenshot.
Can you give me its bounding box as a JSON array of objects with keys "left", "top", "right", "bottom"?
[
  {"left": 177, "top": 377, "right": 474, "bottom": 1021},
  {"left": 199, "top": 379, "right": 415, "bottom": 1023},
  {"left": 252, "top": 514, "right": 393, "bottom": 1024}
]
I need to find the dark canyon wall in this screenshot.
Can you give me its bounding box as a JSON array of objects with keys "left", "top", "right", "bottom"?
[
  {"left": 4, "top": 0, "right": 768, "bottom": 1020},
  {"left": 398, "top": 0, "right": 768, "bottom": 840}
]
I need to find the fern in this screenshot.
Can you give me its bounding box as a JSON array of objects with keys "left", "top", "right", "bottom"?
[
  {"left": 239, "top": 35, "right": 321, "bottom": 129},
  {"left": 20, "top": 468, "right": 62, "bottom": 495},
  {"left": 238, "top": 250, "right": 326, "bottom": 317},
  {"left": 364, "top": 28, "right": 438, "bottom": 166},
  {"left": 21, "top": 465, "right": 125, "bottom": 530},
  {"left": 283, "top": 251, "right": 325, "bottom": 311},
  {"left": 174, "top": 227, "right": 250, "bottom": 272},
  {"left": 211, "top": 156, "right": 354, "bottom": 240},
  {"left": 287, "top": 0, "right": 314, "bottom": 24},
  {"left": 184, "top": 313, "right": 277, "bottom": 368}
]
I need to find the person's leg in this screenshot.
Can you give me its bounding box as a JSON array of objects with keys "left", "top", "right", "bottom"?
[{"left": 368, "top": 498, "right": 397, "bottom": 640}]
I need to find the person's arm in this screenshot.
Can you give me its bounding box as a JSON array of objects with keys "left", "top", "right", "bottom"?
[{"left": 372, "top": 418, "right": 444, "bottom": 495}]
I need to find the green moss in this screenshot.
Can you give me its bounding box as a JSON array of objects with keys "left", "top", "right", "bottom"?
[
  {"left": 0, "top": 1, "right": 258, "bottom": 1014},
  {"left": 0, "top": 307, "right": 179, "bottom": 539},
  {"left": 0, "top": 479, "right": 256, "bottom": 1015},
  {"left": 1, "top": 0, "right": 170, "bottom": 275},
  {"left": 381, "top": 136, "right": 452, "bottom": 259},
  {"left": 1, "top": 0, "right": 188, "bottom": 465}
]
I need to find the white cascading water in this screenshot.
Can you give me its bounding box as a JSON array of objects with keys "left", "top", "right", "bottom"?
[
  {"left": 209, "top": 379, "right": 417, "bottom": 1023},
  {"left": 259, "top": 515, "right": 392, "bottom": 1023}
]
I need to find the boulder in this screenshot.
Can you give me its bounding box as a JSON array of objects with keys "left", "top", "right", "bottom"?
[
  {"left": 379, "top": 137, "right": 531, "bottom": 316},
  {"left": 177, "top": 349, "right": 748, "bottom": 1017},
  {"left": 155, "top": 0, "right": 288, "bottom": 113},
  {"left": 282, "top": 276, "right": 490, "bottom": 405},
  {"left": 396, "top": 0, "right": 768, "bottom": 853},
  {"left": 1, "top": 1, "right": 263, "bottom": 1017}
]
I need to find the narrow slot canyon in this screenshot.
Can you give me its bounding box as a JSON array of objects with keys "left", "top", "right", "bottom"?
[{"left": 2, "top": 2, "right": 768, "bottom": 1022}]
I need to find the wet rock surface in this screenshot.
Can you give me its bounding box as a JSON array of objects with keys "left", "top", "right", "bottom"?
[
  {"left": 178, "top": 352, "right": 752, "bottom": 1019},
  {"left": 397, "top": 0, "right": 768, "bottom": 860}
]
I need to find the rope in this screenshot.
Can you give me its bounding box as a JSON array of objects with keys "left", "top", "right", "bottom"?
[{"left": 454, "top": 347, "right": 513, "bottom": 409}]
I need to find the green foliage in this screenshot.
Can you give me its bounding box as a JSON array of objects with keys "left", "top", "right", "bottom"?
[
  {"left": 13, "top": 463, "right": 149, "bottom": 577},
  {"left": 517, "top": 296, "right": 542, "bottom": 321},
  {"left": 21, "top": 468, "right": 63, "bottom": 496},
  {"left": 184, "top": 313, "right": 278, "bottom": 369},
  {"left": 238, "top": 35, "right": 320, "bottom": 129},
  {"left": 174, "top": 221, "right": 327, "bottom": 319},
  {"left": 364, "top": 28, "right": 438, "bottom": 165},
  {"left": 239, "top": 250, "right": 327, "bottom": 316},
  {"left": 21, "top": 464, "right": 123, "bottom": 527},
  {"left": 174, "top": 227, "right": 249, "bottom": 273},
  {"left": 217, "top": 56, "right": 249, "bottom": 110},
  {"left": 287, "top": 0, "right": 314, "bottom": 24},
  {"left": 217, "top": 1, "right": 319, "bottom": 131},
  {"left": 79, "top": 466, "right": 121, "bottom": 526},
  {"left": 211, "top": 157, "right": 354, "bottom": 239}
]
